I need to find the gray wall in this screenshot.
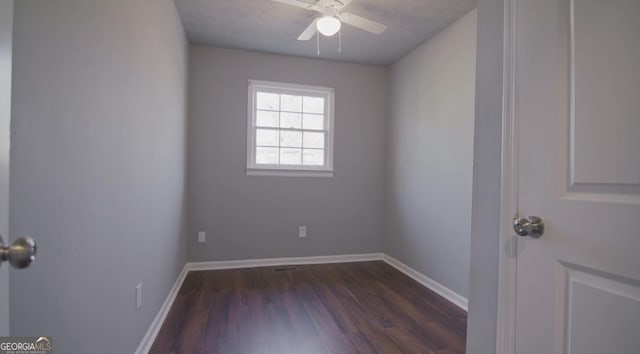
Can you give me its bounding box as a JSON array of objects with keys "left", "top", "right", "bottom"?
[
  {"left": 466, "top": 0, "right": 504, "bottom": 352},
  {"left": 0, "top": 0, "right": 13, "bottom": 336},
  {"left": 9, "top": 0, "right": 188, "bottom": 352},
  {"left": 188, "top": 46, "right": 387, "bottom": 262},
  {"left": 385, "top": 10, "right": 477, "bottom": 299}
]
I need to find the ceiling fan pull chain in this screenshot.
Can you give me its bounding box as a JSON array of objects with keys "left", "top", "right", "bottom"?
[
  {"left": 338, "top": 28, "right": 342, "bottom": 53},
  {"left": 317, "top": 32, "right": 321, "bottom": 56}
]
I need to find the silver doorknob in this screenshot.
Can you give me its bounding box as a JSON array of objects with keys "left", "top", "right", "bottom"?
[
  {"left": 0, "top": 234, "right": 37, "bottom": 269},
  {"left": 513, "top": 216, "right": 544, "bottom": 238}
]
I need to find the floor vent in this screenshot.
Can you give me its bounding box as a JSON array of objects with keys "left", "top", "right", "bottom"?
[{"left": 272, "top": 266, "right": 301, "bottom": 273}]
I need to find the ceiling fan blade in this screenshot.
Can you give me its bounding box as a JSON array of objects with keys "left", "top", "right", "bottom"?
[
  {"left": 297, "top": 19, "right": 319, "bottom": 40},
  {"left": 272, "top": 0, "right": 315, "bottom": 11},
  {"left": 339, "top": 12, "right": 386, "bottom": 34},
  {"left": 338, "top": 0, "right": 352, "bottom": 8}
]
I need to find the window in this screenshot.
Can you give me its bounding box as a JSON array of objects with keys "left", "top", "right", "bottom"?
[{"left": 247, "top": 80, "right": 335, "bottom": 177}]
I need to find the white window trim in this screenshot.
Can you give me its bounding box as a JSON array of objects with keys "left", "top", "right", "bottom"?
[{"left": 246, "top": 79, "right": 335, "bottom": 177}]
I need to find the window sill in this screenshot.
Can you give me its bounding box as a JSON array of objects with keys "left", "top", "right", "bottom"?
[{"left": 246, "top": 168, "right": 334, "bottom": 178}]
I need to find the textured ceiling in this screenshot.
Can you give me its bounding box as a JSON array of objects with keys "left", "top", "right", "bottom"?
[{"left": 174, "top": 0, "right": 476, "bottom": 65}]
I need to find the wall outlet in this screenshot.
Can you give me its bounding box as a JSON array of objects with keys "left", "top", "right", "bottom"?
[
  {"left": 299, "top": 226, "right": 307, "bottom": 238},
  {"left": 135, "top": 283, "right": 142, "bottom": 310},
  {"left": 198, "top": 231, "right": 206, "bottom": 243}
]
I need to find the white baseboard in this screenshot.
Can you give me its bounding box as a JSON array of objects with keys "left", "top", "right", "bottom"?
[
  {"left": 187, "top": 253, "right": 384, "bottom": 271},
  {"left": 136, "top": 252, "right": 467, "bottom": 353},
  {"left": 382, "top": 254, "right": 468, "bottom": 311},
  {"left": 134, "top": 264, "right": 189, "bottom": 354}
]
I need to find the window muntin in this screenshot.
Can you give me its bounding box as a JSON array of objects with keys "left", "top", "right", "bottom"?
[{"left": 247, "top": 80, "right": 334, "bottom": 177}]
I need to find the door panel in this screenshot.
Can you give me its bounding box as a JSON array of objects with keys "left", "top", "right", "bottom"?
[
  {"left": 570, "top": 0, "right": 640, "bottom": 188},
  {"left": 515, "top": 0, "right": 640, "bottom": 353},
  {"left": 561, "top": 264, "right": 640, "bottom": 354}
]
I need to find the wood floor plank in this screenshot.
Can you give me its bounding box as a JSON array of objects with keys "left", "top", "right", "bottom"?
[{"left": 150, "top": 261, "right": 467, "bottom": 354}]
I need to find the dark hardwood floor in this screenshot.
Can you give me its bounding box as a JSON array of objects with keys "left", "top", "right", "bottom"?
[{"left": 150, "top": 261, "right": 467, "bottom": 354}]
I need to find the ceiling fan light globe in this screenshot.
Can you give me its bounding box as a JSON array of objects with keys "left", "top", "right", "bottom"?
[{"left": 316, "top": 16, "right": 341, "bottom": 36}]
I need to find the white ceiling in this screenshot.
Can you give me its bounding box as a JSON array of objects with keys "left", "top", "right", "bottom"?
[{"left": 174, "top": 0, "right": 476, "bottom": 65}]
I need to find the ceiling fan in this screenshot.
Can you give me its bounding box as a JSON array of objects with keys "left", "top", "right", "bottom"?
[{"left": 272, "top": 0, "right": 387, "bottom": 40}]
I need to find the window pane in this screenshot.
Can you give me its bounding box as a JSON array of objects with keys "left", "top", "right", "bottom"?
[
  {"left": 256, "top": 110, "right": 279, "bottom": 127},
  {"left": 256, "top": 147, "right": 279, "bottom": 164},
  {"left": 256, "top": 129, "right": 278, "bottom": 146},
  {"left": 303, "top": 149, "right": 324, "bottom": 166},
  {"left": 281, "top": 94, "right": 302, "bottom": 112},
  {"left": 303, "top": 96, "right": 324, "bottom": 114},
  {"left": 257, "top": 92, "right": 279, "bottom": 110},
  {"left": 303, "top": 114, "right": 324, "bottom": 130},
  {"left": 280, "top": 131, "right": 302, "bottom": 148},
  {"left": 280, "top": 112, "right": 302, "bottom": 129},
  {"left": 280, "top": 148, "right": 302, "bottom": 165},
  {"left": 303, "top": 132, "right": 324, "bottom": 149}
]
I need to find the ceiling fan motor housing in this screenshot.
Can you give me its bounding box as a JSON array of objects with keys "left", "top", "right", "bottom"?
[{"left": 314, "top": 0, "right": 349, "bottom": 11}]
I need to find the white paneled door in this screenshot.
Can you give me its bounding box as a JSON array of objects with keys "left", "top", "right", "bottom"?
[
  {"left": 0, "top": 0, "right": 14, "bottom": 336},
  {"left": 514, "top": 0, "right": 640, "bottom": 353}
]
